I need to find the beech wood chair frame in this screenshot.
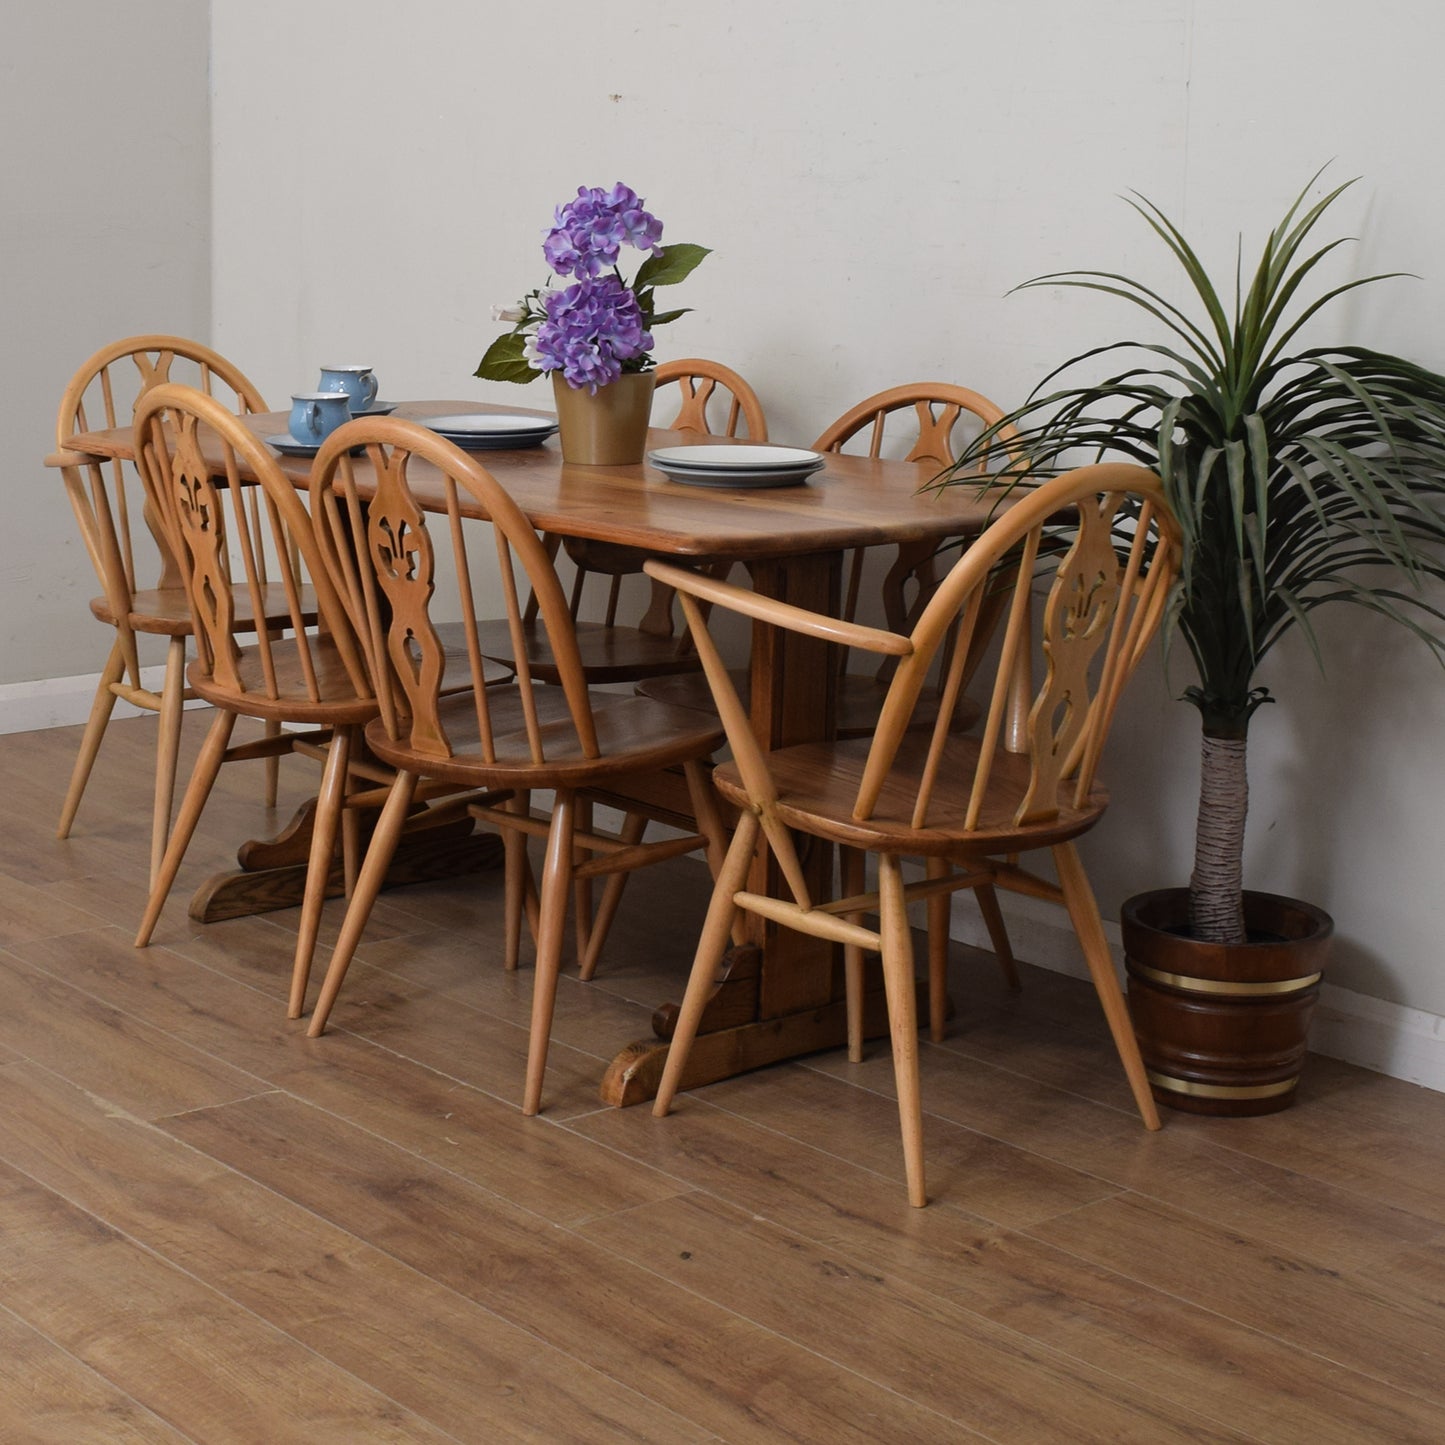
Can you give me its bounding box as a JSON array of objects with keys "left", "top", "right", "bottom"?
[
  {"left": 129, "top": 383, "right": 383, "bottom": 1016},
  {"left": 646, "top": 463, "right": 1181, "bottom": 1206},
  {"left": 302, "top": 416, "right": 729, "bottom": 1116},
  {"left": 51, "top": 336, "right": 292, "bottom": 884},
  {"left": 476, "top": 358, "right": 768, "bottom": 971}
]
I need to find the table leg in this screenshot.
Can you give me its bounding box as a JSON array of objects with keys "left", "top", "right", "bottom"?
[
  {"left": 601, "top": 550, "right": 903, "bottom": 1107},
  {"left": 187, "top": 797, "right": 502, "bottom": 923}
]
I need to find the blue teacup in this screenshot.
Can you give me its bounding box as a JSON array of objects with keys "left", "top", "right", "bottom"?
[
  {"left": 289, "top": 392, "right": 352, "bottom": 444},
  {"left": 317, "top": 364, "right": 379, "bottom": 416}
]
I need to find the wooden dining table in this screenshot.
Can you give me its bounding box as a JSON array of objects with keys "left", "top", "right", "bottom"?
[{"left": 53, "top": 399, "right": 1005, "bottom": 1106}]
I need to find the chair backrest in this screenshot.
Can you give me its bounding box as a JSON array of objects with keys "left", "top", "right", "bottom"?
[
  {"left": 653, "top": 358, "right": 768, "bottom": 441},
  {"left": 543, "top": 359, "right": 769, "bottom": 645},
  {"left": 309, "top": 416, "right": 603, "bottom": 764},
  {"left": 682, "top": 464, "right": 1179, "bottom": 849},
  {"left": 813, "top": 382, "right": 1020, "bottom": 629},
  {"left": 131, "top": 383, "right": 368, "bottom": 707},
  {"left": 55, "top": 336, "right": 270, "bottom": 681},
  {"left": 809, "top": 383, "right": 1029, "bottom": 716}
]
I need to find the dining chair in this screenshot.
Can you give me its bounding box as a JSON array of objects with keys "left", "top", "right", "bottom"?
[
  {"left": 52, "top": 334, "right": 299, "bottom": 884},
  {"left": 128, "top": 382, "right": 380, "bottom": 1016},
  {"left": 473, "top": 358, "right": 769, "bottom": 686},
  {"left": 644, "top": 382, "right": 1018, "bottom": 730},
  {"left": 472, "top": 358, "right": 767, "bottom": 970},
  {"left": 639, "top": 381, "right": 1027, "bottom": 984},
  {"left": 302, "top": 415, "right": 729, "bottom": 1116},
  {"left": 645, "top": 462, "right": 1182, "bottom": 1206}
]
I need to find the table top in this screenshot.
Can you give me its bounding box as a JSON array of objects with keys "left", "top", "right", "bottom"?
[{"left": 56, "top": 399, "right": 1003, "bottom": 563}]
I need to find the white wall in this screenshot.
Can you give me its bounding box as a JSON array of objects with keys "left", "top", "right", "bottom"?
[
  {"left": 208, "top": 0, "right": 1445, "bottom": 1028},
  {"left": 3, "top": 2, "right": 211, "bottom": 683},
  {"left": 0, "top": 1, "right": 1422, "bottom": 1041}
]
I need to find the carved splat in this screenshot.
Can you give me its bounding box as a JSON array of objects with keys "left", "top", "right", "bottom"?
[
  {"left": 1016, "top": 496, "right": 1124, "bottom": 824},
  {"left": 365, "top": 448, "right": 449, "bottom": 757},
  {"left": 654, "top": 359, "right": 768, "bottom": 441},
  {"left": 169, "top": 413, "right": 241, "bottom": 687}
]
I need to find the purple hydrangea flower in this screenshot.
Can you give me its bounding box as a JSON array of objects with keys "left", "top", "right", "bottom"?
[
  {"left": 531, "top": 275, "right": 655, "bottom": 392},
  {"left": 542, "top": 183, "right": 664, "bottom": 281}
]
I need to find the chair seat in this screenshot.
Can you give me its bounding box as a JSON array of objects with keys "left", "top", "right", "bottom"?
[
  {"left": 187, "top": 637, "right": 378, "bottom": 725},
  {"left": 637, "top": 667, "right": 981, "bottom": 739},
  {"left": 91, "top": 583, "right": 321, "bottom": 637},
  {"left": 473, "top": 617, "right": 702, "bottom": 684},
  {"left": 714, "top": 733, "right": 1109, "bottom": 856},
  {"left": 365, "top": 684, "right": 724, "bottom": 790}
]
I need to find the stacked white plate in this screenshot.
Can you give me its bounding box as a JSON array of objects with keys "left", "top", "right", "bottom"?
[
  {"left": 424, "top": 413, "right": 559, "bottom": 450},
  {"left": 648, "top": 444, "right": 826, "bottom": 488}
]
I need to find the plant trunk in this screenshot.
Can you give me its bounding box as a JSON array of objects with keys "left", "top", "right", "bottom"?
[{"left": 1188, "top": 731, "right": 1248, "bottom": 944}]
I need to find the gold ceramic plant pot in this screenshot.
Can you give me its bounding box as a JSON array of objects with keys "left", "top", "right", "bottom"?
[{"left": 551, "top": 371, "right": 657, "bottom": 465}]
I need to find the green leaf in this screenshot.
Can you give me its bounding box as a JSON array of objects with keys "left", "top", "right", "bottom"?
[
  {"left": 645, "top": 307, "right": 692, "bottom": 328},
  {"left": 473, "top": 332, "right": 539, "bottom": 385},
  {"left": 634, "top": 243, "right": 711, "bottom": 289}
]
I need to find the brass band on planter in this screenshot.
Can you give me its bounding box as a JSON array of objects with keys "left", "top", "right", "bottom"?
[
  {"left": 1131, "top": 962, "right": 1322, "bottom": 998},
  {"left": 1146, "top": 1070, "right": 1299, "bottom": 1101}
]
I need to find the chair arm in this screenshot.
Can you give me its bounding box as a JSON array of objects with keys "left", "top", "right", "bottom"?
[
  {"left": 644, "top": 559, "right": 912, "bottom": 657},
  {"left": 46, "top": 448, "right": 104, "bottom": 469}
]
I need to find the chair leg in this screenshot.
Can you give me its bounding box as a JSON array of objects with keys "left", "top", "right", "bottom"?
[
  {"left": 306, "top": 770, "right": 418, "bottom": 1036},
  {"left": 878, "top": 854, "right": 927, "bottom": 1207},
  {"left": 501, "top": 791, "right": 532, "bottom": 972},
  {"left": 263, "top": 719, "right": 281, "bottom": 810},
  {"left": 572, "top": 797, "right": 594, "bottom": 967},
  {"left": 150, "top": 636, "right": 187, "bottom": 888},
  {"left": 578, "top": 811, "right": 646, "bottom": 982},
  {"left": 925, "top": 856, "right": 950, "bottom": 1043},
  {"left": 841, "top": 846, "right": 867, "bottom": 1063},
  {"left": 288, "top": 725, "right": 352, "bottom": 1020},
  {"left": 653, "top": 811, "right": 759, "bottom": 1118},
  {"left": 135, "top": 707, "right": 236, "bottom": 947},
  {"left": 1052, "top": 841, "right": 1161, "bottom": 1131},
  {"left": 680, "top": 758, "right": 746, "bottom": 948},
  {"left": 58, "top": 641, "right": 126, "bottom": 840},
  {"left": 975, "top": 880, "right": 1021, "bottom": 991},
  {"left": 340, "top": 779, "right": 362, "bottom": 897},
  {"left": 522, "top": 790, "right": 576, "bottom": 1117}
]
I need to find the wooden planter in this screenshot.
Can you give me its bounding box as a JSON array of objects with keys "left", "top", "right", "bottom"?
[{"left": 1122, "top": 888, "right": 1331, "bottom": 1116}]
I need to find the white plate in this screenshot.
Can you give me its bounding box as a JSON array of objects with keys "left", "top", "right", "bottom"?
[
  {"left": 425, "top": 413, "right": 558, "bottom": 435},
  {"left": 651, "top": 457, "right": 824, "bottom": 489},
  {"left": 353, "top": 401, "right": 398, "bottom": 416},
  {"left": 648, "top": 444, "right": 823, "bottom": 471}
]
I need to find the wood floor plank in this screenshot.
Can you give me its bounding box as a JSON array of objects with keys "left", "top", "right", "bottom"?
[
  {"left": 1162, "top": 1059, "right": 1445, "bottom": 1223},
  {"left": 565, "top": 1101, "right": 1445, "bottom": 1444},
  {"left": 0, "top": 1304, "right": 193, "bottom": 1444},
  {"left": 0, "top": 871, "right": 113, "bottom": 946},
  {"left": 11, "top": 927, "right": 687, "bottom": 1226},
  {"left": 0, "top": 1159, "right": 457, "bottom": 1444},
  {"left": 806, "top": 1041, "right": 1445, "bottom": 1269},
  {"left": 0, "top": 1061, "right": 712, "bottom": 1445},
  {"left": 163, "top": 1088, "right": 984, "bottom": 1443},
  {"left": 658, "top": 1060, "right": 1124, "bottom": 1228},
  {"left": 7, "top": 717, "right": 1445, "bottom": 1441},
  {"left": 0, "top": 947, "right": 264, "bottom": 1121},
  {"left": 579, "top": 1190, "right": 1254, "bottom": 1444},
  {"left": 1031, "top": 1192, "right": 1445, "bottom": 1407}
]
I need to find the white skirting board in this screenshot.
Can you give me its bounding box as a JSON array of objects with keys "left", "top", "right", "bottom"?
[
  {"left": 944, "top": 887, "right": 1445, "bottom": 1095},
  {"left": 0, "top": 664, "right": 212, "bottom": 737}
]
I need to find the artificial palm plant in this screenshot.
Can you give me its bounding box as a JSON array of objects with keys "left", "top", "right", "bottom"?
[{"left": 941, "top": 175, "right": 1445, "bottom": 945}]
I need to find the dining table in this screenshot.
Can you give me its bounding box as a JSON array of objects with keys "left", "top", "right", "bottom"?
[{"left": 52, "top": 398, "right": 1007, "bottom": 1107}]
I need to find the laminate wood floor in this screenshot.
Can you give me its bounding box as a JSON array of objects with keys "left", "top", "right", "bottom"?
[{"left": 2, "top": 713, "right": 1442, "bottom": 1443}]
